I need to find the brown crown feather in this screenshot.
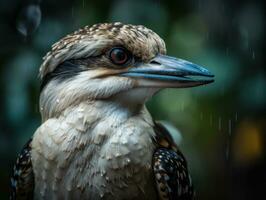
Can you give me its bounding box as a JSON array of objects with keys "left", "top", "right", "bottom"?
[{"left": 39, "top": 22, "right": 166, "bottom": 79}]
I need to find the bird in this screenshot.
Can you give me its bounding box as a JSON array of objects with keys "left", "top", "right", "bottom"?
[{"left": 10, "top": 22, "right": 214, "bottom": 200}]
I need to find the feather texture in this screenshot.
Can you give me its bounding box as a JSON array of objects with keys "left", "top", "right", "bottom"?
[
  {"left": 153, "top": 122, "right": 194, "bottom": 200},
  {"left": 10, "top": 139, "right": 34, "bottom": 200}
]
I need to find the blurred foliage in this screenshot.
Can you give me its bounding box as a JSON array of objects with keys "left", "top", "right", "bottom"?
[{"left": 0, "top": 0, "right": 265, "bottom": 199}]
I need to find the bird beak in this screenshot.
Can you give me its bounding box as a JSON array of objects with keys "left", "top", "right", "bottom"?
[{"left": 120, "top": 54, "right": 214, "bottom": 88}]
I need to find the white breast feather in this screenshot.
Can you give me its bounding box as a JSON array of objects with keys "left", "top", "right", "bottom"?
[{"left": 31, "top": 102, "right": 157, "bottom": 200}]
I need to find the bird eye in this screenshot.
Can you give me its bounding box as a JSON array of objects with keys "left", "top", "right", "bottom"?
[{"left": 109, "top": 47, "right": 131, "bottom": 65}]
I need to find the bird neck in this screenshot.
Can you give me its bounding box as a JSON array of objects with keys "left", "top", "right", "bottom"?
[
  {"left": 109, "top": 87, "right": 159, "bottom": 115},
  {"left": 41, "top": 96, "right": 152, "bottom": 124},
  {"left": 76, "top": 100, "right": 154, "bottom": 146},
  {"left": 40, "top": 85, "right": 157, "bottom": 122},
  {"left": 82, "top": 99, "right": 149, "bottom": 123},
  {"left": 53, "top": 100, "right": 154, "bottom": 147}
]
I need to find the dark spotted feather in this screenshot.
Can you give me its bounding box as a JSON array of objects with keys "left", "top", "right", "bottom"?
[
  {"left": 153, "top": 122, "right": 194, "bottom": 200},
  {"left": 10, "top": 139, "right": 34, "bottom": 200}
]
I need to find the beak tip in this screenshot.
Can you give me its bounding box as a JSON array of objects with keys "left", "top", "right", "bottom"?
[
  {"left": 205, "top": 78, "right": 215, "bottom": 85},
  {"left": 193, "top": 79, "right": 214, "bottom": 87}
]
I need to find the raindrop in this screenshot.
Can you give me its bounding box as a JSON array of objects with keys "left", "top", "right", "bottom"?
[
  {"left": 16, "top": 3, "right": 42, "bottom": 37},
  {"left": 180, "top": 101, "right": 184, "bottom": 111},
  {"left": 206, "top": 32, "right": 209, "bottom": 40},
  {"left": 200, "top": 112, "right": 203, "bottom": 120},
  {"left": 71, "top": 7, "right": 74, "bottom": 18},
  {"left": 235, "top": 112, "right": 238, "bottom": 122},
  {"left": 209, "top": 114, "right": 213, "bottom": 127},
  {"left": 221, "top": 3, "right": 225, "bottom": 12},
  {"left": 115, "top": 153, "right": 121, "bottom": 157},
  {"left": 198, "top": 0, "right": 202, "bottom": 10},
  {"left": 252, "top": 51, "right": 256, "bottom": 60},
  {"left": 220, "top": 85, "right": 225, "bottom": 96},
  {"left": 228, "top": 119, "right": 232, "bottom": 136},
  {"left": 225, "top": 140, "right": 230, "bottom": 160},
  {"left": 218, "top": 117, "right": 222, "bottom": 132}
]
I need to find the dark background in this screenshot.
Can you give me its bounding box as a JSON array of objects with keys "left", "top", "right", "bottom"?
[{"left": 0, "top": 0, "right": 265, "bottom": 199}]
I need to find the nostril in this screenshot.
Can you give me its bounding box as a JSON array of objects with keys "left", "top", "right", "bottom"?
[{"left": 150, "top": 60, "right": 161, "bottom": 65}]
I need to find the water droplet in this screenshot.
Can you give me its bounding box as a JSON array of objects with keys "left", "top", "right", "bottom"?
[
  {"left": 122, "top": 138, "right": 127, "bottom": 144},
  {"left": 220, "top": 85, "right": 225, "bottom": 96},
  {"left": 115, "top": 153, "right": 121, "bottom": 157},
  {"left": 209, "top": 114, "right": 213, "bottom": 127},
  {"left": 206, "top": 31, "right": 209, "bottom": 40},
  {"left": 200, "top": 112, "right": 203, "bottom": 120},
  {"left": 252, "top": 51, "right": 255, "bottom": 60},
  {"left": 218, "top": 117, "right": 222, "bottom": 132},
  {"left": 180, "top": 101, "right": 184, "bottom": 111},
  {"left": 228, "top": 119, "right": 232, "bottom": 136},
  {"left": 16, "top": 4, "right": 41, "bottom": 37},
  {"left": 198, "top": 0, "right": 202, "bottom": 10},
  {"left": 235, "top": 112, "right": 238, "bottom": 122},
  {"left": 225, "top": 140, "right": 230, "bottom": 160},
  {"left": 71, "top": 7, "right": 74, "bottom": 18}
]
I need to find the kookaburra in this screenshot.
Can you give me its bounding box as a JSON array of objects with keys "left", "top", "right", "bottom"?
[{"left": 10, "top": 22, "right": 214, "bottom": 200}]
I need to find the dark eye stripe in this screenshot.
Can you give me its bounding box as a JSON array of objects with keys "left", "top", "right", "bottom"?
[
  {"left": 40, "top": 61, "right": 84, "bottom": 91},
  {"left": 40, "top": 47, "right": 134, "bottom": 91}
]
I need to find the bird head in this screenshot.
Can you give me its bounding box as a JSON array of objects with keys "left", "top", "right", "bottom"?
[{"left": 39, "top": 22, "right": 214, "bottom": 120}]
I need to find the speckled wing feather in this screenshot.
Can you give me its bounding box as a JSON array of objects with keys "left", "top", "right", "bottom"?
[
  {"left": 10, "top": 139, "right": 34, "bottom": 200},
  {"left": 153, "top": 122, "right": 194, "bottom": 200}
]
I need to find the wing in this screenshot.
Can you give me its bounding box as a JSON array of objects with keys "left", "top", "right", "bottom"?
[
  {"left": 10, "top": 139, "right": 34, "bottom": 200},
  {"left": 153, "top": 122, "right": 195, "bottom": 200}
]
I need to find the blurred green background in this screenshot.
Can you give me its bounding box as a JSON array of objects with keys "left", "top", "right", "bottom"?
[{"left": 0, "top": 0, "right": 265, "bottom": 199}]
